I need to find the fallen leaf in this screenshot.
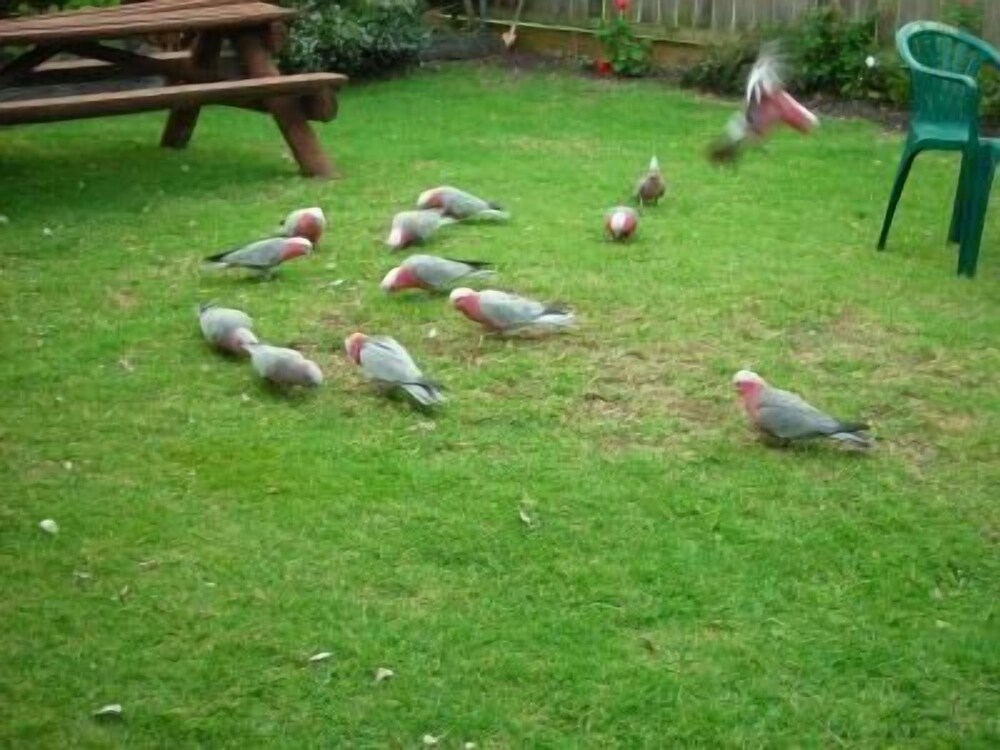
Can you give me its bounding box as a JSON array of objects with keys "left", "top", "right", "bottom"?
[
  {"left": 39, "top": 519, "right": 59, "bottom": 535},
  {"left": 117, "top": 585, "right": 130, "bottom": 604},
  {"left": 118, "top": 358, "right": 134, "bottom": 372},
  {"left": 426, "top": 327, "right": 438, "bottom": 339},
  {"left": 73, "top": 571, "right": 91, "bottom": 581},
  {"left": 309, "top": 652, "right": 333, "bottom": 663},
  {"left": 422, "top": 735, "right": 440, "bottom": 746},
  {"left": 518, "top": 507, "right": 535, "bottom": 527},
  {"left": 138, "top": 560, "right": 159, "bottom": 570},
  {"left": 93, "top": 704, "right": 123, "bottom": 719},
  {"left": 374, "top": 667, "right": 394, "bottom": 683}
]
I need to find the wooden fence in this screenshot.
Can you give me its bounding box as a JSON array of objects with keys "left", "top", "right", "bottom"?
[{"left": 485, "top": 0, "right": 1000, "bottom": 44}]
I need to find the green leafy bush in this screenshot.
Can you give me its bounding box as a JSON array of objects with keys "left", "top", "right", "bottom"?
[
  {"left": 281, "top": 0, "right": 428, "bottom": 79},
  {"left": 594, "top": 13, "right": 651, "bottom": 78}
]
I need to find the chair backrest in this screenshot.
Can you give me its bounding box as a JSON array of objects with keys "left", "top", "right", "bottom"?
[{"left": 897, "top": 21, "right": 993, "bottom": 128}]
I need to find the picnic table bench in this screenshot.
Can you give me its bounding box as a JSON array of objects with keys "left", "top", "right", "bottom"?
[{"left": 0, "top": 0, "right": 347, "bottom": 178}]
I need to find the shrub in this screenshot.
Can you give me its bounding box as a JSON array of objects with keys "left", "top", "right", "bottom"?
[
  {"left": 594, "top": 0, "right": 651, "bottom": 78},
  {"left": 281, "top": 0, "right": 428, "bottom": 79}
]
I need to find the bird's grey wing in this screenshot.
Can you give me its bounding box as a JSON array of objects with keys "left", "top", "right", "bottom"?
[
  {"left": 757, "top": 388, "right": 842, "bottom": 439},
  {"left": 361, "top": 338, "right": 423, "bottom": 383},
  {"left": 229, "top": 238, "right": 284, "bottom": 267},
  {"left": 408, "top": 256, "right": 468, "bottom": 288},
  {"left": 479, "top": 291, "right": 546, "bottom": 327}
]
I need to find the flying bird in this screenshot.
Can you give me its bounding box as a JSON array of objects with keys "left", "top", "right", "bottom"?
[
  {"left": 708, "top": 42, "right": 819, "bottom": 165},
  {"left": 197, "top": 303, "right": 258, "bottom": 356},
  {"left": 280, "top": 207, "right": 326, "bottom": 245},
  {"left": 204, "top": 237, "right": 312, "bottom": 277},
  {"left": 344, "top": 333, "right": 445, "bottom": 408},
  {"left": 605, "top": 206, "right": 638, "bottom": 241},
  {"left": 449, "top": 288, "right": 575, "bottom": 334},
  {"left": 381, "top": 254, "right": 495, "bottom": 293},
  {"left": 244, "top": 343, "right": 323, "bottom": 388},
  {"left": 732, "top": 370, "right": 873, "bottom": 449},
  {"left": 386, "top": 210, "right": 457, "bottom": 251},
  {"left": 633, "top": 157, "right": 666, "bottom": 206},
  {"left": 416, "top": 186, "right": 510, "bottom": 221}
]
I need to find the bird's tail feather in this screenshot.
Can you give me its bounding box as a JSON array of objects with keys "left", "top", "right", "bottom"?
[
  {"left": 473, "top": 209, "right": 510, "bottom": 222},
  {"left": 829, "top": 430, "right": 874, "bottom": 449},
  {"left": 401, "top": 382, "right": 446, "bottom": 407}
]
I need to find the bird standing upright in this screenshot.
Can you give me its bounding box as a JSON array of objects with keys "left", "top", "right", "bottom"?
[{"left": 634, "top": 157, "right": 666, "bottom": 206}]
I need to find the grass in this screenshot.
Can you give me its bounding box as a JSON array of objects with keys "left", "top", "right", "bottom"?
[{"left": 1, "top": 63, "right": 999, "bottom": 748}]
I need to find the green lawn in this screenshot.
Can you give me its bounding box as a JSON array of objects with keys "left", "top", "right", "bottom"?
[{"left": 1, "top": 64, "right": 998, "bottom": 748}]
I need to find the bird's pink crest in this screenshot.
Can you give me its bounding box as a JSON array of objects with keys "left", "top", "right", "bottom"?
[
  {"left": 344, "top": 332, "right": 367, "bottom": 364},
  {"left": 293, "top": 209, "right": 325, "bottom": 243},
  {"left": 280, "top": 237, "right": 313, "bottom": 261},
  {"left": 380, "top": 266, "right": 419, "bottom": 292}
]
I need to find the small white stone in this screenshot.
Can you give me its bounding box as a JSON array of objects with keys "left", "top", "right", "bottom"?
[
  {"left": 309, "top": 651, "right": 333, "bottom": 663},
  {"left": 422, "top": 735, "right": 439, "bottom": 746},
  {"left": 63, "top": 461, "right": 73, "bottom": 471},
  {"left": 42, "top": 227, "right": 53, "bottom": 236},
  {"left": 0, "top": 214, "right": 9, "bottom": 224},
  {"left": 39, "top": 519, "right": 59, "bottom": 535}
]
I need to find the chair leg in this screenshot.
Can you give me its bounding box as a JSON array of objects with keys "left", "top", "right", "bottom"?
[
  {"left": 877, "top": 145, "right": 920, "bottom": 250},
  {"left": 957, "top": 156, "right": 995, "bottom": 278},
  {"left": 948, "top": 149, "right": 975, "bottom": 245}
]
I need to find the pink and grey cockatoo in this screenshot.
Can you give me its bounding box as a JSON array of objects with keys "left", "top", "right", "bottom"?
[
  {"left": 344, "top": 333, "right": 445, "bottom": 408},
  {"left": 244, "top": 343, "right": 323, "bottom": 388},
  {"left": 633, "top": 157, "right": 666, "bottom": 206},
  {"left": 416, "top": 186, "right": 510, "bottom": 221},
  {"left": 449, "top": 288, "right": 575, "bottom": 334},
  {"left": 380, "top": 254, "right": 495, "bottom": 294},
  {"left": 385, "top": 209, "right": 457, "bottom": 251},
  {"left": 708, "top": 42, "right": 819, "bottom": 165},
  {"left": 197, "top": 303, "right": 258, "bottom": 356},
  {"left": 204, "top": 237, "right": 312, "bottom": 277},
  {"left": 280, "top": 207, "right": 326, "bottom": 245},
  {"left": 732, "top": 370, "right": 872, "bottom": 449},
  {"left": 605, "top": 206, "right": 639, "bottom": 241}
]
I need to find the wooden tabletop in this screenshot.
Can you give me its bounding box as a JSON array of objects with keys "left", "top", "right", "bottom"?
[{"left": 0, "top": 2, "right": 297, "bottom": 46}]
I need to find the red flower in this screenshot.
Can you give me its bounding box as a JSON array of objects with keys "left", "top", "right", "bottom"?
[
  {"left": 614, "top": 0, "right": 630, "bottom": 12},
  {"left": 595, "top": 59, "right": 613, "bottom": 75}
]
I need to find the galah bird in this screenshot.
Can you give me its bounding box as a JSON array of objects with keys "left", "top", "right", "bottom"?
[
  {"left": 708, "top": 42, "right": 819, "bottom": 165},
  {"left": 344, "top": 333, "right": 445, "bottom": 408},
  {"left": 449, "top": 288, "right": 575, "bottom": 334},
  {"left": 605, "top": 206, "right": 639, "bottom": 242},
  {"left": 280, "top": 207, "right": 326, "bottom": 245},
  {"left": 386, "top": 210, "right": 457, "bottom": 251},
  {"left": 633, "top": 156, "right": 666, "bottom": 206},
  {"left": 204, "top": 237, "right": 312, "bottom": 276},
  {"left": 380, "top": 254, "right": 495, "bottom": 293},
  {"left": 244, "top": 343, "right": 323, "bottom": 388},
  {"left": 197, "top": 303, "right": 258, "bottom": 356},
  {"left": 416, "top": 186, "right": 510, "bottom": 221},
  {"left": 732, "top": 370, "right": 873, "bottom": 449}
]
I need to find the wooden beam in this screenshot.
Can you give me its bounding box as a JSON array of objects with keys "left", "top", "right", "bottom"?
[
  {"left": 0, "top": 45, "right": 63, "bottom": 88},
  {"left": 0, "top": 73, "right": 347, "bottom": 126},
  {"left": 234, "top": 30, "right": 336, "bottom": 179}
]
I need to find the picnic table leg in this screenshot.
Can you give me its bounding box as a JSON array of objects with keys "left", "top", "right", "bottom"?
[
  {"left": 160, "top": 31, "right": 222, "bottom": 149},
  {"left": 233, "top": 30, "right": 335, "bottom": 179}
]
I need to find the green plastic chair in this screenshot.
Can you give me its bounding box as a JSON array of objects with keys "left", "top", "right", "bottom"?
[
  {"left": 957, "top": 138, "right": 1000, "bottom": 276},
  {"left": 876, "top": 21, "right": 1000, "bottom": 266}
]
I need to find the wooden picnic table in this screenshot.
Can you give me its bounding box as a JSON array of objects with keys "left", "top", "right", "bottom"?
[{"left": 0, "top": 0, "right": 347, "bottom": 178}]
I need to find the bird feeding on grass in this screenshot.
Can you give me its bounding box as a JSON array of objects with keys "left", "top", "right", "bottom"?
[
  {"left": 197, "top": 303, "right": 258, "bottom": 356},
  {"left": 449, "top": 288, "right": 575, "bottom": 335},
  {"left": 416, "top": 186, "right": 510, "bottom": 221},
  {"left": 386, "top": 210, "right": 457, "bottom": 251},
  {"left": 708, "top": 42, "right": 819, "bottom": 165},
  {"left": 204, "top": 237, "right": 312, "bottom": 278},
  {"left": 244, "top": 343, "right": 323, "bottom": 388},
  {"left": 280, "top": 207, "right": 326, "bottom": 245},
  {"left": 381, "top": 255, "right": 495, "bottom": 294},
  {"left": 605, "top": 206, "right": 638, "bottom": 241},
  {"left": 344, "top": 333, "right": 445, "bottom": 408},
  {"left": 732, "top": 370, "right": 873, "bottom": 450}
]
